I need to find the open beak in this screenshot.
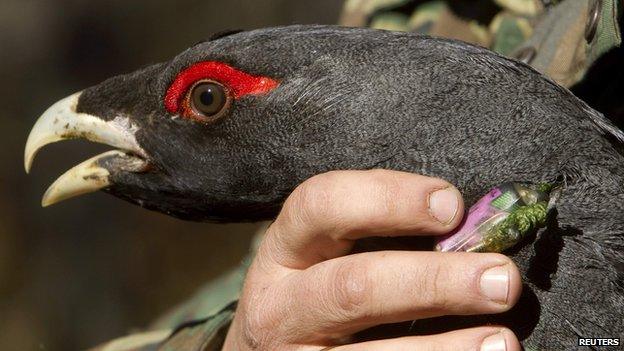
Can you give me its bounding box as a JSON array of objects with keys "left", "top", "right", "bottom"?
[{"left": 25, "top": 92, "right": 149, "bottom": 206}]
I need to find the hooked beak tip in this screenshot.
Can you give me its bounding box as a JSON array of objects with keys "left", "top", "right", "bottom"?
[
  {"left": 24, "top": 92, "right": 82, "bottom": 174},
  {"left": 24, "top": 150, "right": 35, "bottom": 174}
]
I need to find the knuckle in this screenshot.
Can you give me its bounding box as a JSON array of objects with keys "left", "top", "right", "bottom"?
[
  {"left": 284, "top": 173, "right": 336, "bottom": 226},
  {"left": 327, "top": 258, "right": 372, "bottom": 318},
  {"left": 417, "top": 262, "right": 453, "bottom": 311}
]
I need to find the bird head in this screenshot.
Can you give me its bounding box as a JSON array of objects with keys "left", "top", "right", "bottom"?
[
  {"left": 27, "top": 25, "right": 556, "bottom": 222},
  {"left": 26, "top": 26, "right": 414, "bottom": 221}
]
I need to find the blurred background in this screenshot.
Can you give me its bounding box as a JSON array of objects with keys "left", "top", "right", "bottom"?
[{"left": 0, "top": 1, "right": 343, "bottom": 349}]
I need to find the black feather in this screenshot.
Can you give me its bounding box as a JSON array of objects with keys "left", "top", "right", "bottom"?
[{"left": 74, "top": 25, "right": 624, "bottom": 348}]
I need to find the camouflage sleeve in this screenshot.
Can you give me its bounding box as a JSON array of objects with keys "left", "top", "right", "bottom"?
[
  {"left": 89, "top": 302, "right": 236, "bottom": 351},
  {"left": 90, "top": 329, "right": 174, "bottom": 351},
  {"left": 510, "top": 0, "right": 621, "bottom": 87},
  {"left": 149, "top": 262, "right": 247, "bottom": 330},
  {"left": 340, "top": 0, "right": 621, "bottom": 87}
]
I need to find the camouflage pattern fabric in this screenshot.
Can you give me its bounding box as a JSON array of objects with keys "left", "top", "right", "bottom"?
[
  {"left": 92, "top": 1, "right": 621, "bottom": 350},
  {"left": 91, "top": 303, "right": 234, "bottom": 351},
  {"left": 340, "top": 0, "right": 621, "bottom": 87}
]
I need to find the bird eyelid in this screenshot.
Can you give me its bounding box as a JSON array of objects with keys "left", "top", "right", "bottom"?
[{"left": 164, "top": 61, "right": 279, "bottom": 116}]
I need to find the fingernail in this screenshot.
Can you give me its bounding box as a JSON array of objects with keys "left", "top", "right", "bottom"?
[
  {"left": 480, "top": 265, "right": 510, "bottom": 304},
  {"left": 428, "top": 187, "right": 459, "bottom": 224},
  {"left": 481, "top": 331, "right": 507, "bottom": 351}
]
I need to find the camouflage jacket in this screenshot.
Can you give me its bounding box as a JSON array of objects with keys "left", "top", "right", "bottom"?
[
  {"left": 92, "top": 1, "right": 621, "bottom": 350},
  {"left": 341, "top": 0, "right": 621, "bottom": 87}
]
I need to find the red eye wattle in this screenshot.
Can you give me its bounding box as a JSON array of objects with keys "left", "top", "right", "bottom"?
[{"left": 164, "top": 61, "right": 279, "bottom": 119}]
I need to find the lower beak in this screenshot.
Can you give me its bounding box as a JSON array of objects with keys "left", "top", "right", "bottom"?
[
  {"left": 41, "top": 150, "right": 146, "bottom": 207},
  {"left": 25, "top": 92, "right": 148, "bottom": 206}
]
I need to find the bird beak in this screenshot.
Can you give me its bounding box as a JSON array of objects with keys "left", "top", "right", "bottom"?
[{"left": 25, "top": 92, "right": 149, "bottom": 206}]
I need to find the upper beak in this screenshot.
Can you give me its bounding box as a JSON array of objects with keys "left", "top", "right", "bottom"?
[{"left": 25, "top": 92, "right": 149, "bottom": 206}]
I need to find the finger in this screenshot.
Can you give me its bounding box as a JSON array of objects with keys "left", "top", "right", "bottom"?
[
  {"left": 262, "top": 169, "right": 464, "bottom": 269},
  {"left": 283, "top": 251, "right": 521, "bottom": 338},
  {"left": 331, "top": 327, "right": 521, "bottom": 351}
]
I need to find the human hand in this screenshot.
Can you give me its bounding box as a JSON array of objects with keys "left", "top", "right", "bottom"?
[{"left": 223, "top": 170, "right": 522, "bottom": 351}]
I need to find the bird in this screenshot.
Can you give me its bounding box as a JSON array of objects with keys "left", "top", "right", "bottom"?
[{"left": 24, "top": 25, "right": 624, "bottom": 349}]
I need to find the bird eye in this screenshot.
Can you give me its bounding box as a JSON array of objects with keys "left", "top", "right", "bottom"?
[{"left": 184, "top": 80, "right": 231, "bottom": 122}]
